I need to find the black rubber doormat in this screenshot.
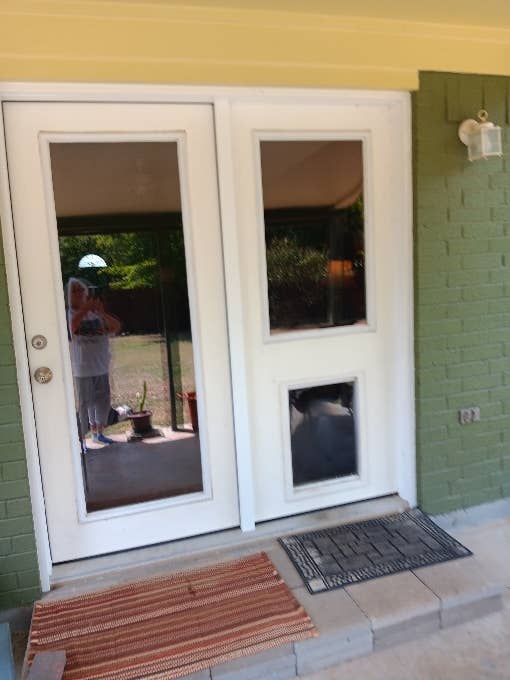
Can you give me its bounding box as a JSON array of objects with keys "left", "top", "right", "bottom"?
[{"left": 279, "top": 508, "right": 472, "bottom": 594}]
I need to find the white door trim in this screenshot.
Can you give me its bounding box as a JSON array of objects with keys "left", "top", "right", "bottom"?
[{"left": 0, "top": 82, "right": 415, "bottom": 592}]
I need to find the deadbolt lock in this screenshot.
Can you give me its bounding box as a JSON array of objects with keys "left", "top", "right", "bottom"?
[
  {"left": 34, "top": 367, "right": 53, "bottom": 384},
  {"left": 31, "top": 335, "right": 47, "bottom": 350}
]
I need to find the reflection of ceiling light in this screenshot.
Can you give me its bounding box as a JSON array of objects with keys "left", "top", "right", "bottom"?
[
  {"left": 78, "top": 254, "right": 107, "bottom": 268},
  {"left": 458, "top": 109, "right": 502, "bottom": 161}
]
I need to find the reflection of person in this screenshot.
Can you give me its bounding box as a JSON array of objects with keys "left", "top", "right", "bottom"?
[{"left": 67, "top": 278, "right": 121, "bottom": 448}]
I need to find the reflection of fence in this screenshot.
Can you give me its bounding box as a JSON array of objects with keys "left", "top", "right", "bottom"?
[{"left": 105, "top": 289, "right": 190, "bottom": 334}]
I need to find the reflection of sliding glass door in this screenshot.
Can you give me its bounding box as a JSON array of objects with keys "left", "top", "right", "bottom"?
[
  {"left": 5, "top": 103, "right": 239, "bottom": 562},
  {"left": 232, "top": 101, "right": 409, "bottom": 522}
]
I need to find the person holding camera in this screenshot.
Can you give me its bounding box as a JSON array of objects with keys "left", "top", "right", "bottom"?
[{"left": 67, "top": 277, "right": 121, "bottom": 448}]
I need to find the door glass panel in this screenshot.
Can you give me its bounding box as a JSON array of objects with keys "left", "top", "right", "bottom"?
[
  {"left": 50, "top": 141, "right": 203, "bottom": 512},
  {"left": 289, "top": 382, "right": 357, "bottom": 486},
  {"left": 260, "top": 141, "right": 366, "bottom": 334}
]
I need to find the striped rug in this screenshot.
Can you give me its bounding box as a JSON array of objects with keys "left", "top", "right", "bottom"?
[{"left": 26, "top": 552, "right": 317, "bottom": 679}]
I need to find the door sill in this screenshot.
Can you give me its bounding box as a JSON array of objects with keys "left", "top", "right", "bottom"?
[{"left": 49, "top": 494, "right": 408, "bottom": 593}]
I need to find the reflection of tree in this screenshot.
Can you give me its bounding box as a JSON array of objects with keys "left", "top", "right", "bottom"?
[
  {"left": 59, "top": 230, "right": 187, "bottom": 294},
  {"left": 265, "top": 199, "right": 364, "bottom": 330},
  {"left": 266, "top": 235, "right": 328, "bottom": 328}
]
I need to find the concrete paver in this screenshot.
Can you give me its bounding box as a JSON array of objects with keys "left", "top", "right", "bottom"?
[
  {"left": 345, "top": 570, "right": 440, "bottom": 649},
  {"left": 292, "top": 586, "right": 372, "bottom": 674}
]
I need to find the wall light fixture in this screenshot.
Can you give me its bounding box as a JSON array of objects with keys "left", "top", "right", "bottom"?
[{"left": 458, "top": 109, "right": 502, "bottom": 161}]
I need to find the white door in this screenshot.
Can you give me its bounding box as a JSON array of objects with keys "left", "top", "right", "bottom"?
[
  {"left": 4, "top": 102, "right": 239, "bottom": 562},
  {"left": 231, "top": 100, "right": 408, "bottom": 522}
]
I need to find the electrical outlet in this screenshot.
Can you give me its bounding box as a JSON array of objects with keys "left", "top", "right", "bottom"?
[{"left": 458, "top": 407, "right": 480, "bottom": 425}]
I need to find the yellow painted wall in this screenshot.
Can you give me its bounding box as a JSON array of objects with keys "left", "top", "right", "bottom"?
[{"left": 1, "top": 1, "right": 510, "bottom": 92}]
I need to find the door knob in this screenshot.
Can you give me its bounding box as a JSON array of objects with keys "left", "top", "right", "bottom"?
[{"left": 34, "top": 367, "right": 53, "bottom": 384}]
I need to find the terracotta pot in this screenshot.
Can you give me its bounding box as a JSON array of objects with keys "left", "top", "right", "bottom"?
[
  {"left": 178, "top": 392, "right": 199, "bottom": 432},
  {"left": 130, "top": 410, "right": 153, "bottom": 434}
]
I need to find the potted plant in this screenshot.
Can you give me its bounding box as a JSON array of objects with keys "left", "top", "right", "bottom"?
[{"left": 129, "top": 381, "right": 153, "bottom": 435}]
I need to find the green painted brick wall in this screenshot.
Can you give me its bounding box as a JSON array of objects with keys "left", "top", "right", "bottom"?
[
  {"left": 414, "top": 72, "right": 510, "bottom": 514},
  {"left": 0, "top": 223, "right": 41, "bottom": 610}
]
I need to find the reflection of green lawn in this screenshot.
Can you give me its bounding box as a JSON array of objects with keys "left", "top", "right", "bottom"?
[{"left": 108, "top": 333, "right": 194, "bottom": 432}]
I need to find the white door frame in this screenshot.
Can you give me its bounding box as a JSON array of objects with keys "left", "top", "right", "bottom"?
[{"left": 0, "top": 82, "right": 415, "bottom": 592}]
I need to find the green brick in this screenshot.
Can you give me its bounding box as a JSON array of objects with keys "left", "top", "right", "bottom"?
[
  {"left": 447, "top": 175, "right": 488, "bottom": 191},
  {"left": 0, "top": 423, "right": 23, "bottom": 445},
  {"left": 415, "top": 307, "right": 450, "bottom": 325},
  {"left": 482, "top": 403, "right": 504, "bottom": 418},
  {"left": 463, "top": 345, "right": 502, "bottom": 362},
  {"left": 461, "top": 285, "right": 504, "bottom": 302},
  {"left": 484, "top": 313, "right": 510, "bottom": 329},
  {"left": 461, "top": 431, "right": 502, "bottom": 450},
  {"left": 415, "top": 272, "right": 449, "bottom": 290},
  {"left": 1, "top": 461, "right": 27, "bottom": 482},
  {"left": 12, "top": 534, "right": 35, "bottom": 554},
  {"left": 416, "top": 367, "right": 447, "bottom": 382},
  {"left": 0, "top": 480, "right": 29, "bottom": 501},
  {"left": 0, "top": 538, "right": 11, "bottom": 556},
  {"left": 448, "top": 239, "right": 489, "bottom": 255},
  {"left": 0, "top": 405, "right": 20, "bottom": 426},
  {"left": 418, "top": 379, "right": 462, "bottom": 398},
  {"left": 448, "top": 207, "right": 491, "bottom": 223},
  {"left": 489, "top": 238, "right": 510, "bottom": 252},
  {"left": 0, "top": 346, "right": 14, "bottom": 367},
  {"left": 0, "top": 586, "right": 41, "bottom": 610},
  {"left": 465, "top": 222, "right": 504, "bottom": 238},
  {"left": 447, "top": 332, "right": 488, "bottom": 349},
  {"left": 461, "top": 253, "right": 503, "bottom": 270},
  {"left": 419, "top": 397, "right": 448, "bottom": 414},
  {"left": 0, "top": 573, "right": 18, "bottom": 591},
  {"left": 463, "top": 189, "right": 506, "bottom": 209},
  {"left": 0, "top": 386, "right": 21, "bottom": 406},
  {"left": 490, "top": 173, "right": 510, "bottom": 189},
  {"left": 416, "top": 426, "right": 448, "bottom": 444},
  {"left": 446, "top": 301, "right": 489, "bottom": 319},
  {"left": 446, "top": 362, "right": 488, "bottom": 379},
  {"left": 419, "top": 411, "right": 456, "bottom": 429},
  {"left": 420, "top": 496, "right": 463, "bottom": 515},
  {"left": 0, "top": 443, "right": 26, "bottom": 464},
  {"left": 419, "top": 288, "right": 462, "bottom": 305},
  {"left": 0, "top": 366, "right": 17, "bottom": 385},
  {"left": 447, "top": 391, "right": 492, "bottom": 409},
  {"left": 463, "top": 460, "right": 501, "bottom": 479},
  {"left": 0, "top": 516, "right": 34, "bottom": 539},
  {"left": 418, "top": 348, "right": 462, "bottom": 367},
  {"left": 6, "top": 498, "right": 32, "bottom": 518},
  {"left": 492, "top": 206, "right": 510, "bottom": 221},
  {"left": 448, "top": 269, "right": 489, "bottom": 286},
  {"left": 416, "top": 319, "right": 462, "bottom": 338},
  {"left": 17, "top": 569, "right": 40, "bottom": 589},
  {"left": 0, "top": 551, "right": 38, "bottom": 575},
  {"left": 417, "top": 254, "right": 462, "bottom": 273},
  {"left": 462, "top": 487, "right": 502, "bottom": 507},
  {"left": 450, "top": 476, "right": 491, "bottom": 494},
  {"left": 462, "top": 374, "right": 502, "bottom": 391},
  {"left": 489, "top": 358, "right": 510, "bottom": 373}
]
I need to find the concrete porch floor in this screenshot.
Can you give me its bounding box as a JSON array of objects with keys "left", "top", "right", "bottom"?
[{"left": 17, "top": 497, "right": 510, "bottom": 678}]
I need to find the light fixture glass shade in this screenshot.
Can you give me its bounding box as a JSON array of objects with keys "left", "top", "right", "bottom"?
[
  {"left": 78, "top": 253, "right": 107, "bottom": 268},
  {"left": 467, "top": 124, "right": 502, "bottom": 161}
]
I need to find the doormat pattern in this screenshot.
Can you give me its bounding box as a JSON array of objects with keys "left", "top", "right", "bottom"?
[
  {"left": 25, "top": 552, "right": 317, "bottom": 679},
  {"left": 279, "top": 508, "right": 472, "bottom": 594}
]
